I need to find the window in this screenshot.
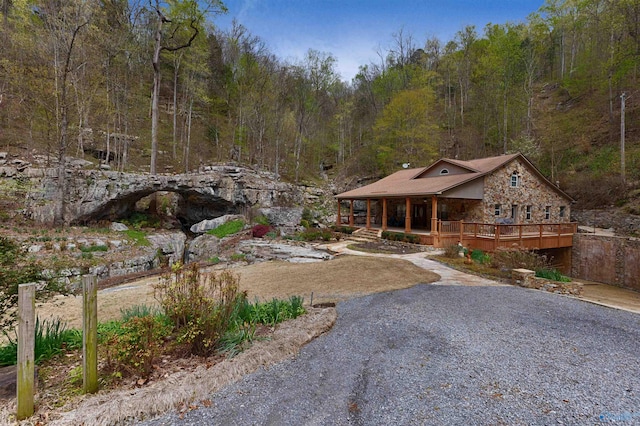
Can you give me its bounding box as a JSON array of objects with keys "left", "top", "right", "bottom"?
[
  {"left": 526, "top": 205, "right": 532, "bottom": 220},
  {"left": 559, "top": 206, "right": 566, "bottom": 218},
  {"left": 440, "top": 168, "right": 449, "bottom": 175},
  {"left": 545, "top": 206, "right": 551, "bottom": 220},
  {"left": 494, "top": 204, "right": 501, "bottom": 216},
  {"left": 510, "top": 171, "right": 521, "bottom": 187}
]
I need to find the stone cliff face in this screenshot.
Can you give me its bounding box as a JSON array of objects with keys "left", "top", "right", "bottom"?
[{"left": 17, "top": 165, "right": 307, "bottom": 226}]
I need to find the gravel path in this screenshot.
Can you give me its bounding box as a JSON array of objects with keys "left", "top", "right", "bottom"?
[{"left": 142, "top": 285, "right": 640, "bottom": 425}]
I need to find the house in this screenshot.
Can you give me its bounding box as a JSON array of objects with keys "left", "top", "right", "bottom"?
[{"left": 335, "top": 152, "right": 576, "bottom": 250}]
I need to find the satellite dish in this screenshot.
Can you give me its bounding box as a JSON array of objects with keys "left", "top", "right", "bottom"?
[{"left": 402, "top": 162, "right": 410, "bottom": 169}]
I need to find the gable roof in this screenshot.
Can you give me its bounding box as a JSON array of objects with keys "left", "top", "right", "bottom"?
[{"left": 336, "top": 153, "right": 574, "bottom": 201}]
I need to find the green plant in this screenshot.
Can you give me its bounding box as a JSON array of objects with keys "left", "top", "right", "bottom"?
[
  {"left": 535, "top": 268, "right": 571, "bottom": 282},
  {"left": 0, "top": 317, "right": 81, "bottom": 366},
  {"left": 334, "top": 226, "right": 355, "bottom": 234},
  {"left": 154, "top": 263, "right": 247, "bottom": 356},
  {"left": 206, "top": 220, "right": 245, "bottom": 238},
  {"left": 265, "top": 231, "right": 278, "bottom": 239},
  {"left": 230, "top": 253, "right": 247, "bottom": 262},
  {"left": 104, "top": 315, "right": 171, "bottom": 378},
  {"left": 120, "top": 304, "right": 163, "bottom": 322},
  {"left": 122, "top": 212, "right": 161, "bottom": 229},
  {"left": 122, "top": 229, "right": 150, "bottom": 246},
  {"left": 470, "top": 249, "right": 491, "bottom": 264},
  {"left": 208, "top": 256, "right": 221, "bottom": 264},
  {"left": 234, "top": 296, "right": 305, "bottom": 327},
  {"left": 79, "top": 245, "right": 108, "bottom": 253},
  {"left": 254, "top": 215, "right": 270, "bottom": 226},
  {"left": 296, "top": 229, "right": 333, "bottom": 242}
]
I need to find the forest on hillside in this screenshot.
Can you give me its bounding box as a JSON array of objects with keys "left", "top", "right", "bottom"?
[{"left": 0, "top": 0, "right": 639, "bottom": 209}]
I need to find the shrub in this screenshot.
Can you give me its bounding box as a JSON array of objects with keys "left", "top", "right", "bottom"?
[
  {"left": 490, "top": 247, "right": 549, "bottom": 270},
  {"left": 103, "top": 315, "right": 171, "bottom": 378},
  {"left": 535, "top": 268, "right": 571, "bottom": 282},
  {"left": 297, "top": 229, "right": 333, "bottom": 241},
  {"left": 207, "top": 220, "right": 245, "bottom": 238},
  {"left": 444, "top": 244, "right": 463, "bottom": 259},
  {"left": 470, "top": 249, "right": 491, "bottom": 264},
  {"left": 381, "top": 231, "right": 417, "bottom": 243},
  {"left": 252, "top": 224, "right": 272, "bottom": 238},
  {"left": 154, "top": 263, "right": 246, "bottom": 356},
  {"left": 405, "top": 234, "right": 420, "bottom": 244}
]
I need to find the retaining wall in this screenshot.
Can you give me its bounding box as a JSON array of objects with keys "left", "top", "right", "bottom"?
[{"left": 572, "top": 234, "right": 640, "bottom": 291}]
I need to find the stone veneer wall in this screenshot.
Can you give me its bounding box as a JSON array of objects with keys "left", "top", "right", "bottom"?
[
  {"left": 572, "top": 233, "right": 640, "bottom": 291},
  {"left": 467, "top": 157, "right": 571, "bottom": 224}
]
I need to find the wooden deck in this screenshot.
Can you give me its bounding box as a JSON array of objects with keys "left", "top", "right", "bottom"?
[{"left": 352, "top": 221, "right": 577, "bottom": 251}]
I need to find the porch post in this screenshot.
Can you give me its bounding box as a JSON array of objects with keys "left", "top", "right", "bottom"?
[
  {"left": 431, "top": 195, "right": 438, "bottom": 235},
  {"left": 336, "top": 200, "right": 341, "bottom": 227},
  {"left": 366, "top": 199, "right": 371, "bottom": 229},
  {"left": 382, "top": 198, "right": 388, "bottom": 231},
  {"left": 349, "top": 199, "right": 354, "bottom": 227},
  {"left": 405, "top": 197, "right": 412, "bottom": 234}
]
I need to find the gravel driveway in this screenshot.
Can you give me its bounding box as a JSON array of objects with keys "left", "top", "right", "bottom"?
[{"left": 143, "top": 285, "right": 640, "bottom": 425}]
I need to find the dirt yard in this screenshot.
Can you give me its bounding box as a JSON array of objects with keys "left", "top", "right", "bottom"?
[{"left": 37, "top": 255, "right": 440, "bottom": 331}]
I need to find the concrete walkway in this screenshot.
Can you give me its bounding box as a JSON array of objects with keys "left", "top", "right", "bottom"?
[{"left": 320, "top": 240, "right": 640, "bottom": 315}]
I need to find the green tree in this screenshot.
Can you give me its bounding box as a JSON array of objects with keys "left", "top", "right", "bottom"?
[{"left": 373, "top": 87, "right": 439, "bottom": 173}]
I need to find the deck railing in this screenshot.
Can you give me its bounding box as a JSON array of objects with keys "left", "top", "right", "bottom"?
[
  {"left": 339, "top": 218, "right": 577, "bottom": 250},
  {"left": 457, "top": 221, "right": 577, "bottom": 251}
]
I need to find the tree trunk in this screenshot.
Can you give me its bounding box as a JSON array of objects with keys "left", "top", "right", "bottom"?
[{"left": 151, "top": 12, "right": 162, "bottom": 175}]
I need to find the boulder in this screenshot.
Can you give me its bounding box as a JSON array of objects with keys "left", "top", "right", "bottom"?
[
  {"left": 257, "top": 207, "right": 303, "bottom": 228},
  {"left": 190, "top": 214, "right": 245, "bottom": 234},
  {"left": 110, "top": 222, "right": 129, "bottom": 232},
  {"left": 187, "top": 234, "right": 221, "bottom": 262},
  {"left": 146, "top": 231, "right": 187, "bottom": 266}
]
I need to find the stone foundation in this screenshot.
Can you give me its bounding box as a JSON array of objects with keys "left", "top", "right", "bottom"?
[{"left": 512, "top": 268, "right": 583, "bottom": 296}]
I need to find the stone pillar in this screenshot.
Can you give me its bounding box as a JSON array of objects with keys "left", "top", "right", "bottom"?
[{"left": 336, "top": 201, "right": 341, "bottom": 227}]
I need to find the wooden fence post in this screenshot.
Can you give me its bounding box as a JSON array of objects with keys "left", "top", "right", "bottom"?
[
  {"left": 17, "top": 283, "right": 36, "bottom": 420},
  {"left": 83, "top": 275, "right": 98, "bottom": 394}
]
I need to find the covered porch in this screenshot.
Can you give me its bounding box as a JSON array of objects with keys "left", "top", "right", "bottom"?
[{"left": 336, "top": 197, "right": 577, "bottom": 250}]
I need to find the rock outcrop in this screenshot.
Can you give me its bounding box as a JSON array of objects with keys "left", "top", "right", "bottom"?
[{"left": 19, "top": 165, "right": 306, "bottom": 226}]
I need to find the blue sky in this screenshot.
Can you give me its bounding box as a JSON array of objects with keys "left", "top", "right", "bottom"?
[{"left": 215, "top": 1, "right": 546, "bottom": 82}]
